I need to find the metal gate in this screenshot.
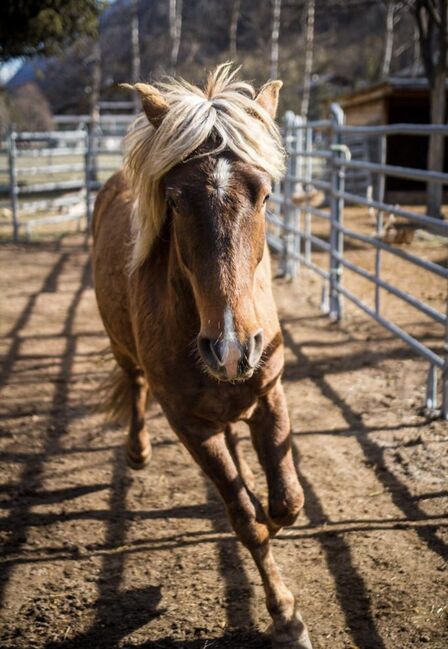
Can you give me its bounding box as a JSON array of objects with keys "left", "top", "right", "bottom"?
[{"left": 268, "top": 105, "right": 448, "bottom": 419}]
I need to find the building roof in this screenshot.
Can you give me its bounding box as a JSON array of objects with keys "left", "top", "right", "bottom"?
[{"left": 337, "top": 77, "right": 434, "bottom": 109}]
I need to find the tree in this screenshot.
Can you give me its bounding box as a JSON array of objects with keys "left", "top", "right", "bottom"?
[
  {"left": 229, "top": 0, "right": 241, "bottom": 62},
  {"left": 169, "top": 0, "right": 183, "bottom": 75},
  {"left": 131, "top": 0, "right": 141, "bottom": 113},
  {"left": 301, "top": 0, "right": 315, "bottom": 118},
  {"left": 270, "top": 0, "right": 282, "bottom": 79},
  {"left": 382, "top": 1, "right": 397, "bottom": 77},
  {"left": 410, "top": 0, "right": 447, "bottom": 217},
  {"left": 0, "top": 0, "right": 101, "bottom": 61}
]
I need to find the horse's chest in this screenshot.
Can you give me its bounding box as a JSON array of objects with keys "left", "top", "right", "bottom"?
[
  {"left": 195, "top": 383, "right": 257, "bottom": 423},
  {"left": 151, "top": 367, "right": 258, "bottom": 426}
]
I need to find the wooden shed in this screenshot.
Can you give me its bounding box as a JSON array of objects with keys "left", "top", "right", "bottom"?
[{"left": 336, "top": 77, "right": 448, "bottom": 203}]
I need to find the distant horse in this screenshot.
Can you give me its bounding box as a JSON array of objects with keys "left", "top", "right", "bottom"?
[{"left": 92, "top": 64, "right": 312, "bottom": 649}]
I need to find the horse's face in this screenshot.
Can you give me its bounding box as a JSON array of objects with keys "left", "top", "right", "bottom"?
[{"left": 165, "top": 154, "right": 271, "bottom": 381}]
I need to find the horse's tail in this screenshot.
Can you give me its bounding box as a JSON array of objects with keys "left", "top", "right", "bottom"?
[{"left": 98, "top": 362, "right": 134, "bottom": 425}]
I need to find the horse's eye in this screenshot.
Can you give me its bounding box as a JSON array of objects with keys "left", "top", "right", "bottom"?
[
  {"left": 263, "top": 193, "right": 270, "bottom": 204},
  {"left": 167, "top": 196, "right": 177, "bottom": 211}
]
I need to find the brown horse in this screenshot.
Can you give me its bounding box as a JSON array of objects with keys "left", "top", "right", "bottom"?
[{"left": 92, "top": 64, "right": 312, "bottom": 649}]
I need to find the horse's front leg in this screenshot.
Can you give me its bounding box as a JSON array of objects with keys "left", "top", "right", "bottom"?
[
  {"left": 176, "top": 423, "right": 312, "bottom": 649},
  {"left": 248, "top": 381, "right": 304, "bottom": 535}
]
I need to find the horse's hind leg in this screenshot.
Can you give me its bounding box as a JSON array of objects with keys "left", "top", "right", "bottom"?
[{"left": 126, "top": 368, "right": 151, "bottom": 470}]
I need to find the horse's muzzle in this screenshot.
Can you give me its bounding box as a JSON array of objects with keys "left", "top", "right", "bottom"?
[{"left": 197, "top": 329, "right": 263, "bottom": 381}]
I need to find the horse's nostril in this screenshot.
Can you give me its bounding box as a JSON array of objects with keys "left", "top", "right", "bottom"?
[
  {"left": 248, "top": 329, "right": 263, "bottom": 367},
  {"left": 198, "top": 337, "right": 224, "bottom": 368}
]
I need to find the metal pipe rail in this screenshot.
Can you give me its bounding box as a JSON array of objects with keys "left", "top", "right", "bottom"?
[
  {"left": 332, "top": 250, "right": 446, "bottom": 326},
  {"left": 336, "top": 157, "right": 448, "bottom": 185},
  {"left": 336, "top": 284, "right": 445, "bottom": 369},
  {"left": 332, "top": 221, "right": 448, "bottom": 280},
  {"left": 336, "top": 123, "right": 448, "bottom": 136},
  {"left": 16, "top": 163, "right": 85, "bottom": 176},
  {"left": 335, "top": 188, "right": 448, "bottom": 235},
  {"left": 16, "top": 147, "right": 86, "bottom": 157}
]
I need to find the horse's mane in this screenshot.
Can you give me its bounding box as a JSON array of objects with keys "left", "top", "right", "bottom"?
[{"left": 123, "top": 63, "right": 286, "bottom": 272}]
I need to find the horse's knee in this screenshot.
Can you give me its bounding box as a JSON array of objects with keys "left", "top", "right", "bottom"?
[
  {"left": 269, "top": 483, "right": 304, "bottom": 528},
  {"left": 227, "top": 500, "right": 270, "bottom": 548}
]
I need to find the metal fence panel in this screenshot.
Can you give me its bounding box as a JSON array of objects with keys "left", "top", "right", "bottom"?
[{"left": 267, "top": 106, "right": 448, "bottom": 419}]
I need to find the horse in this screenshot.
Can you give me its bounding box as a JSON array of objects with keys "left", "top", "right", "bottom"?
[{"left": 92, "top": 64, "right": 312, "bottom": 649}]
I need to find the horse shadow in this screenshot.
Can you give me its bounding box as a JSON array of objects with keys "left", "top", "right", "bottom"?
[{"left": 43, "top": 581, "right": 268, "bottom": 649}]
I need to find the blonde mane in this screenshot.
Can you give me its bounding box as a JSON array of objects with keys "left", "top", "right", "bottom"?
[{"left": 123, "top": 63, "right": 286, "bottom": 272}]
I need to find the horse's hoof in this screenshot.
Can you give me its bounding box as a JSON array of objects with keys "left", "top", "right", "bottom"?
[
  {"left": 270, "top": 606, "right": 313, "bottom": 649},
  {"left": 271, "top": 627, "right": 313, "bottom": 649},
  {"left": 126, "top": 446, "right": 151, "bottom": 470}
]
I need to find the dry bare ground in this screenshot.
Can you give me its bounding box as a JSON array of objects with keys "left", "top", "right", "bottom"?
[{"left": 0, "top": 214, "right": 447, "bottom": 649}]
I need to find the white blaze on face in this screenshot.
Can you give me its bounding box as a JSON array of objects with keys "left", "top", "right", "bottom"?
[
  {"left": 221, "top": 306, "right": 241, "bottom": 379},
  {"left": 211, "top": 158, "right": 232, "bottom": 200}
]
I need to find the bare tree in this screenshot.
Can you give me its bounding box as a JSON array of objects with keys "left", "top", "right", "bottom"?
[
  {"left": 270, "top": 0, "right": 282, "bottom": 79},
  {"left": 382, "top": 1, "right": 396, "bottom": 77},
  {"left": 411, "top": 0, "right": 447, "bottom": 217},
  {"left": 301, "top": 0, "right": 315, "bottom": 118},
  {"left": 229, "top": 0, "right": 241, "bottom": 61},
  {"left": 169, "top": 0, "right": 183, "bottom": 75},
  {"left": 131, "top": 0, "right": 141, "bottom": 113},
  {"left": 412, "top": 22, "right": 421, "bottom": 75}
]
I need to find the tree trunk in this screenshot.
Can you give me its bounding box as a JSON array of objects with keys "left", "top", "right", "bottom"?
[
  {"left": 169, "top": 0, "right": 183, "bottom": 76},
  {"left": 131, "top": 0, "right": 141, "bottom": 114},
  {"left": 427, "top": 67, "right": 446, "bottom": 217},
  {"left": 382, "top": 1, "right": 395, "bottom": 78},
  {"left": 229, "top": 0, "right": 240, "bottom": 61},
  {"left": 270, "top": 0, "right": 282, "bottom": 79},
  {"left": 412, "top": 23, "right": 420, "bottom": 76},
  {"left": 301, "top": 0, "right": 315, "bottom": 118}
]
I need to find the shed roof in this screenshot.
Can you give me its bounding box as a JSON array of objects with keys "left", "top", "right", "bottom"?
[{"left": 337, "top": 77, "right": 434, "bottom": 109}]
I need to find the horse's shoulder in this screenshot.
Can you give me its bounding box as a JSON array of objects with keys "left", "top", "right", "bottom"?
[{"left": 92, "top": 171, "right": 133, "bottom": 238}]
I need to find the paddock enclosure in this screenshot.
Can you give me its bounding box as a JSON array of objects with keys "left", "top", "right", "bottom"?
[{"left": 0, "top": 107, "right": 447, "bottom": 648}]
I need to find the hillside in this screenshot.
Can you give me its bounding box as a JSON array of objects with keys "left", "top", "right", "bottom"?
[{"left": 8, "top": 0, "right": 418, "bottom": 119}]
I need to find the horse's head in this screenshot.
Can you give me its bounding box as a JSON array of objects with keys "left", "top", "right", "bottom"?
[
  {"left": 125, "top": 65, "right": 284, "bottom": 381},
  {"left": 165, "top": 152, "right": 272, "bottom": 381}
]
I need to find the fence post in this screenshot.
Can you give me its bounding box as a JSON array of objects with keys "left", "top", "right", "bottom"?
[
  {"left": 289, "top": 114, "right": 303, "bottom": 277},
  {"left": 281, "top": 110, "right": 295, "bottom": 278},
  {"left": 84, "top": 127, "right": 92, "bottom": 228},
  {"left": 304, "top": 121, "right": 312, "bottom": 265},
  {"left": 8, "top": 129, "right": 19, "bottom": 242},
  {"left": 374, "top": 134, "right": 387, "bottom": 314},
  {"left": 328, "top": 103, "right": 345, "bottom": 320}
]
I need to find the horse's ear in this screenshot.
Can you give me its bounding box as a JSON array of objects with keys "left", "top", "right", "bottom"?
[
  {"left": 255, "top": 80, "right": 283, "bottom": 118},
  {"left": 121, "top": 82, "right": 169, "bottom": 127}
]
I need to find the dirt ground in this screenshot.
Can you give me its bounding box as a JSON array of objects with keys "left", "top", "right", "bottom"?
[{"left": 0, "top": 220, "right": 447, "bottom": 649}]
